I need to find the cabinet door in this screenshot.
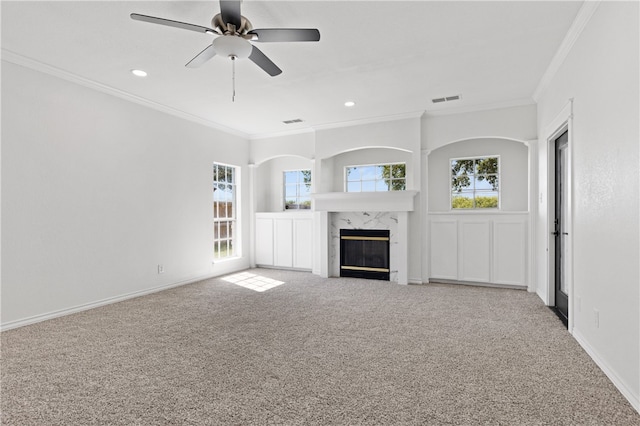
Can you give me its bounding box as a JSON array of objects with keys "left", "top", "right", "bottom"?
[
  {"left": 255, "top": 218, "right": 274, "bottom": 266},
  {"left": 274, "top": 219, "right": 293, "bottom": 267},
  {"left": 293, "top": 218, "right": 313, "bottom": 269}
]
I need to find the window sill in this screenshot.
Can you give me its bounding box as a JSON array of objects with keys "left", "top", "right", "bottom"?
[{"left": 212, "top": 256, "right": 241, "bottom": 264}]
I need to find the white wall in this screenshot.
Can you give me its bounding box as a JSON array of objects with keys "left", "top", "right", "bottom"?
[
  {"left": 422, "top": 104, "right": 537, "bottom": 152},
  {"left": 535, "top": 1, "right": 639, "bottom": 409},
  {"left": 250, "top": 132, "right": 315, "bottom": 166},
  {"left": 428, "top": 138, "right": 529, "bottom": 212},
  {"left": 1, "top": 62, "right": 251, "bottom": 328}
]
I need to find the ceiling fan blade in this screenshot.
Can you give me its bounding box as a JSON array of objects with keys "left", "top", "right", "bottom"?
[
  {"left": 185, "top": 44, "right": 217, "bottom": 68},
  {"left": 248, "top": 45, "right": 282, "bottom": 76},
  {"left": 131, "top": 13, "right": 218, "bottom": 35},
  {"left": 248, "top": 28, "right": 321, "bottom": 42},
  {"left": 219, "top": 1, "right": 242, "bottom": 30}
]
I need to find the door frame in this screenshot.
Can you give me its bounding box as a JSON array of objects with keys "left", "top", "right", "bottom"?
[{"left": 545, "top": 102, "right": 574, "bottom": 331}]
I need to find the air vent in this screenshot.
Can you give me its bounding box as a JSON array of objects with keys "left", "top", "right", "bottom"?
[
  {"left": 282, "top": 118, "right": 304, "bottom": 124},
  {"left": 432, "top": 94, "right": 461, "bottom": 104}
]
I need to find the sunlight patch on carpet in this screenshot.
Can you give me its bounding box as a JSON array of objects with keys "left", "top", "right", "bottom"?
[{"left": 221, "top": 272, "right": 285, "bottom": 292}]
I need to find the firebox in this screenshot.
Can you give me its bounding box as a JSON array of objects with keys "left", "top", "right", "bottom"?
[{"left": 340, "top": 229, "right": 390, "bottom": 281}]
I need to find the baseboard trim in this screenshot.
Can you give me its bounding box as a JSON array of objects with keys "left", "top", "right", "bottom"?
[
  {"left": 429, "top": 278, "right": 527, "bottom": 291},
  {"left": 0, "top": 272, "right": 224, "bottom": 332},
  {"left": 572, "top": 328, "right": 640, "bottom": 414}
]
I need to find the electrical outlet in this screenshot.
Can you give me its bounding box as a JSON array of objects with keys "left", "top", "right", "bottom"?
[
  {"left": 594, "top": 309, "right": 599, "bottom": 328},
  {"left": 158, "top": 264, "right": 165, "bottom": 274}
]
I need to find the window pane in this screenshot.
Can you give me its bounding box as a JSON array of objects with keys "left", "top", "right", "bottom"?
[
  {"left": 299, "top": 197, "right": 311, "bottom": 209},
  {"left": 475, "top": 157, "right": 498, "bottom": 175},
  {"left": 346, "top": 167, "right": 360, "bottom": 181},
  {"left": 475, "top": 192, "right": 499, "bottom": 208},
  {"left": 299, "top": 184, "right": 311, "bottom": 197},
  {"left": 284, "top": 171, "right": 297, "bottom": 184},
  {"left": 475, "top": 176, "right": 493, "bottom": 190},
  {"left": 347, "top": 181, "right": 361, "bottom": 192},
  {"left": 475, "top": 175, "right": 499, "bottom": 191},
  {"left": 285, "top": 183, "right": 298, "bottom": 198},
  {"left": 452, "top": 159, "right": 474, "bottom": 177},
  {"left": 396, "top": 164, "right": 406, "bottom": 178},
  {"left": 361, "top": 166, "right": 376, "bottom": 181},
  {"left": 452, "top": 192, "right": 474, "bottom": 209},
  {"left": 377, "top": 179, "right": 390, "bottom": 191},
  {"left": 390, "top": 179, "right": 406, "bottom": 191},
  {"left": 362, "top": 180, "right": 376, "bottom": 192},
  {"left": 375, "top": 165, "right": 385, "bottom": 180}
]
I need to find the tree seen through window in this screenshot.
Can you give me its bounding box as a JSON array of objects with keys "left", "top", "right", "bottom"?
[
  {"left": 451, "top": 157, "right": 499, "bottom": 209},
  {"left": 346, "top": 163, "right": 406, "bottom": 192}
]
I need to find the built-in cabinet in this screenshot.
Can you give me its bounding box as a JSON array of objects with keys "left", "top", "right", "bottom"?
[
  {"left": 429, "top": 213, "right": 528, "bottom": 287},
  {"left": 255, "top": 212, "right": 313, "bottom": 270}
]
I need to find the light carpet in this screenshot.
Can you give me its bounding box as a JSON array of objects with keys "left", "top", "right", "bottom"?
[{"left": 2, "top": 268, "right": 638, "bottom": 425}]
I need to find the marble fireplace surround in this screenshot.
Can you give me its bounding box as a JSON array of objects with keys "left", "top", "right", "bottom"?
[{"left": 312, "top": 191, "right": 418, "bottom": 284}]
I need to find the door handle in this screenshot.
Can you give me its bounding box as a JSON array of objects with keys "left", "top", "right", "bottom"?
[
  {"left": 562, "top": 232, "right": 569, "bottom": 235},
  {"left": 552, "top": 231, "right": 559, "bottom": 236}
]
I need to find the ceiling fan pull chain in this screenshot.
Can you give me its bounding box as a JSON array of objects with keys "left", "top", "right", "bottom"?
[{"left": 231, "top": 55, "right": 236, "bottom": 102}]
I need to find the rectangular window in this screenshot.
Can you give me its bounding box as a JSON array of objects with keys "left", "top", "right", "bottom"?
[
  {"left": 213, "top": 163, "right": 237, "bottom": 259},
  {"left": 284, "top": 170, "right": 311, "bottom": 210},
  {"left": 451, "top": 156, "right": 499, "bottom": 209},
  {"left": 345, "top": 163, "right": 406, "bottom": 192}
]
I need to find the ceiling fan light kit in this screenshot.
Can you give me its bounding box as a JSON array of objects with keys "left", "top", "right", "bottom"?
[
  {"left": 131, "top": 0, "right": 320, "bottom": 101},
  {"left": 213, "top": 35, "right": 252, "bottom": 59}
]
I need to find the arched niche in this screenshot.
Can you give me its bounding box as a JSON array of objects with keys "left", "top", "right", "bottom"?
[
  {"left": 255, "top": 154, "right": 314, "bottom": 212},
  {"left": 318, "top": 146, "right": 414, "bottom": 193},
  {"left": 426, "top": 137, "right": 529, "bottom": 212}
]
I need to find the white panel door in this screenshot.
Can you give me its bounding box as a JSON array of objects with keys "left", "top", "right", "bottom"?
[
  {"left": 274, "top": 219, "right": 294, "bottom": 268},
  {"left": 460, "top": 221, "right": 491, "bottom": 282},
  {"left": 293, "top": 218, "right": 313, "bottom": 270},
  {"left": 493, "top": 220, "right": 527, "bottom": 286},
  {"left": 255, "top": 218, "right": 274, "bottom": 266},
  {"left": 430, "top": 220, "right": 458, "bottom": 280}
]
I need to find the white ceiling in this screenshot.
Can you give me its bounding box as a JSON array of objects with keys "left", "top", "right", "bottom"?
[{"left": 1, "top": 1, "right": 583, "bottom": 138}]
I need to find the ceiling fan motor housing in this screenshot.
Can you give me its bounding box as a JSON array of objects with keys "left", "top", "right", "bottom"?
[{"left": 212, "top": 13, "right": 252, "bottom": 35}]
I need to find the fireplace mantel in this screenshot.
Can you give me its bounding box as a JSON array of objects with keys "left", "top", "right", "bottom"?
[{"left": 312, "top": 190, "right": 418, "bottom": 212}]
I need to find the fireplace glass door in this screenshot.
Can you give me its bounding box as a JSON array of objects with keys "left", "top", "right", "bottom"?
[{"left": 340, "top": 229, "right": 390, "bottom": 280}]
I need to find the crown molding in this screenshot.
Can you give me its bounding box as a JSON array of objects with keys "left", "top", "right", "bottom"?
[
  {"left": 311, "top": 110, "right": 425, "bottom": 132},
  {"left": 249, "top": 127, "right": 315, "bottom": 141},
  {"left": 424, "top": 97, "right": 535, "bottom": 117},
  {"left": 1, "top": 49, "right": 250, "bottom": 139},
  {"left": 532, "top": 0, "right": 601, "bottom": 102}
]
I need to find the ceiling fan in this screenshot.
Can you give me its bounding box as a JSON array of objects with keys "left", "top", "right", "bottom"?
[{"left": 131, "top": 0, "right": 321, "bottom": 77}]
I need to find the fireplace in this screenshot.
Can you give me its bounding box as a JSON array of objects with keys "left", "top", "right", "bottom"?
[{"left": 340, "top": 229, "right": 390, "bottom": 281}]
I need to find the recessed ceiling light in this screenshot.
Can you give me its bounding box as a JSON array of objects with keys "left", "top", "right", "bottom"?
[
  {"left": 344, "top": 101, "right": 356, "bottom": 107},
  {"left": 131, "top": 69, "right": 147, "bottom": 77}
]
